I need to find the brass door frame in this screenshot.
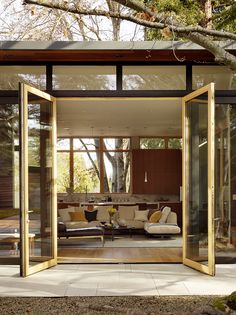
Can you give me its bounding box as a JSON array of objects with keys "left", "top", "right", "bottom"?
[
  {"left": 182, "top": 83, "right": 215, "bottom": 276},
  {"left": 20, "top": 83, "right": 57, "bottom": 277}
]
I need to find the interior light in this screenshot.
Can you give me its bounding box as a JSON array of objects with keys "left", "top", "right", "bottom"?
[{"left": 144, "top": 171, "right": 148, "bottom": 182}]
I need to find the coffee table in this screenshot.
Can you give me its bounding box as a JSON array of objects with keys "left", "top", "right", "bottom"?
[{"left": 103, "top": 225, "right": 134, "bottom": 241}]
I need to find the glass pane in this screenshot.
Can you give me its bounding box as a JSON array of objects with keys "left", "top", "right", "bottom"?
[
  {"left": 168, "top": 138, "right": 182, "bottom": 149},
  {"left": 74, "top": 138, "right": 100, "bottom": 150},
  {"left": 192, "top": 66, "right": 236, "bottom": 90},
  {"left": 123, "top": 66, "right": 186, "bottom": 90},
  {"left": 57, "top": 138, "right": 70, "bottom": 150},
  {"left": 28, "top": 93, "right": 53, "bottom": 265},
  {"left": 74, "top": 152, "right": 100, "bottom": 193},
  {"left": 103, "top": 152, "right": 130, "bottom": 193},
  {"left": 215, "top": 104, "right": 236, "bottom": 263},
  {"left": 57, "top": 152, "right": 70, "bottom": 193},
  {"left": 186, "top": 93, "right": 208, "bottom": 265},
  {"left": 140, "top": 138, "right": 165, "bottom": 149},
  {"left": 0, "top": 102, "right": 20, "bottom": 259},
  {"left": 0, "top": 66, "right": 46, "bottom": 90},
  {"left": 103, "top": 138, "right": 130, "bottom": 150},
  {"left": 53, "top": 66, "right": 116, "bottom": 90}
]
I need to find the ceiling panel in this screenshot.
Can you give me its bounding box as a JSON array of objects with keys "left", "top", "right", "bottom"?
[{"left": 57, "top": 98, "right": 182, "bottom": 137}]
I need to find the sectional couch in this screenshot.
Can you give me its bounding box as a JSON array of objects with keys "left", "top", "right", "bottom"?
[{"left": 58, "top": 205, "right": 181, "bottom": 237}]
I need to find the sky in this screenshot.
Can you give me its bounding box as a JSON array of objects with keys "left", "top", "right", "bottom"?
[{"left": 0, "top": 0, "right": 144, "bottom": 41}]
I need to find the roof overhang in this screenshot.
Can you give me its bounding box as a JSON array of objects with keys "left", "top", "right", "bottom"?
[{"left": 0, "top": 41, "right": 236, "bottom": 62}]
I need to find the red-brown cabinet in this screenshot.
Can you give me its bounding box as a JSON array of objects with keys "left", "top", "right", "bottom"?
[{"left": 132, "top": 149, "right": 182, "bottom": 195}]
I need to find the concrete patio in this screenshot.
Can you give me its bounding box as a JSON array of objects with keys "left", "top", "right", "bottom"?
[{"left": 0, "top": 263, "right": 235, "bottom": 296}]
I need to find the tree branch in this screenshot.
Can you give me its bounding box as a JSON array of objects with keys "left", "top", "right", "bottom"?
[
  {"left": 23, "top": 0, "right": 236, "bottom": 40},
  {"left": 23, "top": 0, "right": 236, "bottom": 69}
]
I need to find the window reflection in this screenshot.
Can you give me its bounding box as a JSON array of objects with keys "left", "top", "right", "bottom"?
[
  {"left": 53, "top": 66, "right": 116, "bottom": 90},
  {"left": 123, "top": 66, "right": 186, "bottom": 90}
]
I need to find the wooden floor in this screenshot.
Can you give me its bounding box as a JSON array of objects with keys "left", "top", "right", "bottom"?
[{"left": 58, "top": 247, "right": 182, "bottom": 263}]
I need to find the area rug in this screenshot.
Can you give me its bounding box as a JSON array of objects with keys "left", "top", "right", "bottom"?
[{"left": 58, "top": 235, "right": 182, "bottom": 248}]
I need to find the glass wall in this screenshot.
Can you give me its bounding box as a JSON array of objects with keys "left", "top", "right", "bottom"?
[
  {"left": 140, "top": 137, "right": 165, "bottom": 149},
  {"left": 140, "top": 137, "right": 182, "bottom": 149},
  {"left": 0, "top": 66, "right": 46, "bottom": 90},
  {"left": 53, "top": 66, "right": 116, "bottom": 90},
  {"left": 103, "top": 138, "right": 130, "bottom": 193},
  {"left": 73, "top": 138, "right": 100, "bottom": 194},
  {"left": 215, "top": 104, "right": 236, "bottom": 263},
  {"left": 123, "top": 66, "right": 186, "bottom": 90},
  {"left": 0, "top": 101, "right": 20, "bottom": 260},
  {"left": 193, "top": 66, "right": 236, "bottom": 90},
  {"left": 57, "top": 137, "right": 131, "bottom": 193}
]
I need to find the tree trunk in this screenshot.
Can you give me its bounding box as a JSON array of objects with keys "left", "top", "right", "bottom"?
[{"left": 200, "top": 0, "right": 212, "bottom": 29}]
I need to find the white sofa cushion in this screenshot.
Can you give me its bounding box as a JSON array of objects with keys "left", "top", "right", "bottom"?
[
  {"left": 159, "top": 206, "right": 171, "bottom": 223},
  {"left": 134, "top": 210, "right": 149, "bottom": 222},
  {"left": 144, "top": 222, "right": 180, "bottom": 234},
  {"left": 166, "top": 212, "right": 178, "bottom": 224},
  {"left": 65, "top": 221, "right": 89, "bottom": 229},
  {"left": 96, "top": 206, "right": 110, "bottom": 222},
  {"left": 118, "top": 205, "right": 138, "bottom": 220},
  {"left": 58, "top": 207, "right": 76, "bottom": 223},
  {"left": 124, "top": 219, "right": 145, "bottom": 229}
]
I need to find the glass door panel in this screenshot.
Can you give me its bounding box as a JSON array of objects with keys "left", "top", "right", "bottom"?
[
  {"left": 182, "top": 83, "right": 215, "bottom": 275},
  {"left": 20, "top": 83, "right": 57, "bottom": 277},
  {"left": 215, "top": 104, "right": 236, "bottom": 263},
  {"left": 0, "top": 100, "right": 20, "bottom": 263}
]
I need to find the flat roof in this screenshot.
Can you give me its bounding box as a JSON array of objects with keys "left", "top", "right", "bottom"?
[
  {"left": 0, "top": 41, "right": 235, "bottom": 62},
  {"left": 1, "top": 40, "right": 236, "bottom": 50}
]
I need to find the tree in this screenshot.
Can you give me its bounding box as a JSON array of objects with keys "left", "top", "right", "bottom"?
[
  {"left": 0, "top": 0, "right": 142, "bottom": 41},
  {"left": 23, "top": 0, "right": 236, "bottom": 70}
]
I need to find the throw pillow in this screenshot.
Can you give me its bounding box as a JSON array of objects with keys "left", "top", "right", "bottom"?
[
  {"left": 117, "top": 219, "right": 127, "bottom": 226},
  {"left": 134, "top": 210, "right": 149, "bottom": 222},
  {"left": 149, "top": 210, "right": 162, "bottom": 223},
  {"left": 69, "top": 211, "right": 87, "bottom": 222},
  {"left": 96, "top": 206, "right": 110, "bottom": 222},
  {"left": 58, "top": 207, "right": 76, "bottom": 223},
  {"left": 159, "top": 206, "right": 171, "bottom": 223},
  {"left": 118, "top": 205, "right": 138, "bottom": 221},
  {"left": 85, "top": 210, "right": 98, "bottom": 222}
]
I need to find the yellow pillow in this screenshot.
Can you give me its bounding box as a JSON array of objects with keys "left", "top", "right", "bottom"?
[
  {"left": 69, "top": 211, "right": 87, "bottom": 222},
  {"left": 149, "top": 210, "right": 162, "bottom": 223}
]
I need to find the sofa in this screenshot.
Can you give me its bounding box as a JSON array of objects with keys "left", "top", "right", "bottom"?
[
  {"left": 144, "top": 211, "right": 181, "bottom": 235},
  {"left": 58, "top": 204, "right": 181, "bottom": 236},
  {"left": 58, "top": 222, "right": 105, "bottom": 246}
]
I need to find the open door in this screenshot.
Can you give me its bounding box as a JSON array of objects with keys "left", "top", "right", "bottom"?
[
  {"left": 182, "top": 83, "right": 215, "bottom": 276},
  {"left": 19, "top": 83, "right": 57, "bottom": 277}
]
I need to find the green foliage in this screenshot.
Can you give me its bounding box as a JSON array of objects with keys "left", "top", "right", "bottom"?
[
  {"left": 212, "top": 298, "right": 227, "bottom": 312},
  {"left": 226, "top": 291, "right": 236, "bottom": 310},
  {"left": 212, "top": 291, "right": 236, "bottom": 312},
  {"left": 140, "top": 138, "right": 165, "bottom": 149},
  {"left": 57, "top": 152, "right": 70, "bottom": 193},
  {"left": 73, "top": 153, "right": 99, "bottom": 193},
  {"left": 144, "top": 0, "right": 236, "bottom": 40},
  {"left": 214, "top": 3, "right": 236, "bottom": 32}
]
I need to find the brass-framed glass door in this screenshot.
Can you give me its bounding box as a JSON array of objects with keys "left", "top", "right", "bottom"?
[
  {"left": 182, "top": 83, "right": 215, "bottom": 276},
  {"left": 20, "top": 83, "right": 57, "bottom": 277}
]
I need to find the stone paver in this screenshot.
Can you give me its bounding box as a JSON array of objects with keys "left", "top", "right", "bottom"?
[{"left": 0, "top": 264, "right": 235, "bottom": 296}]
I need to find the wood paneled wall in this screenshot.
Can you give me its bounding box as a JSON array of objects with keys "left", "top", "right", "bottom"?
[{"left": 132, "top": 149, "right": 182, "bottom": 195}]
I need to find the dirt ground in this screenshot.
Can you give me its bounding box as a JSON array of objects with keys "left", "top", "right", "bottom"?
[{"left": 0, "top": 296, "right": 221, "bottom": 315}]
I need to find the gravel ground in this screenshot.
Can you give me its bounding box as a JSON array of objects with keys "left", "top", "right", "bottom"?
[{"left": 0, "top": 296, "right": 222, "bottom": 315}]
